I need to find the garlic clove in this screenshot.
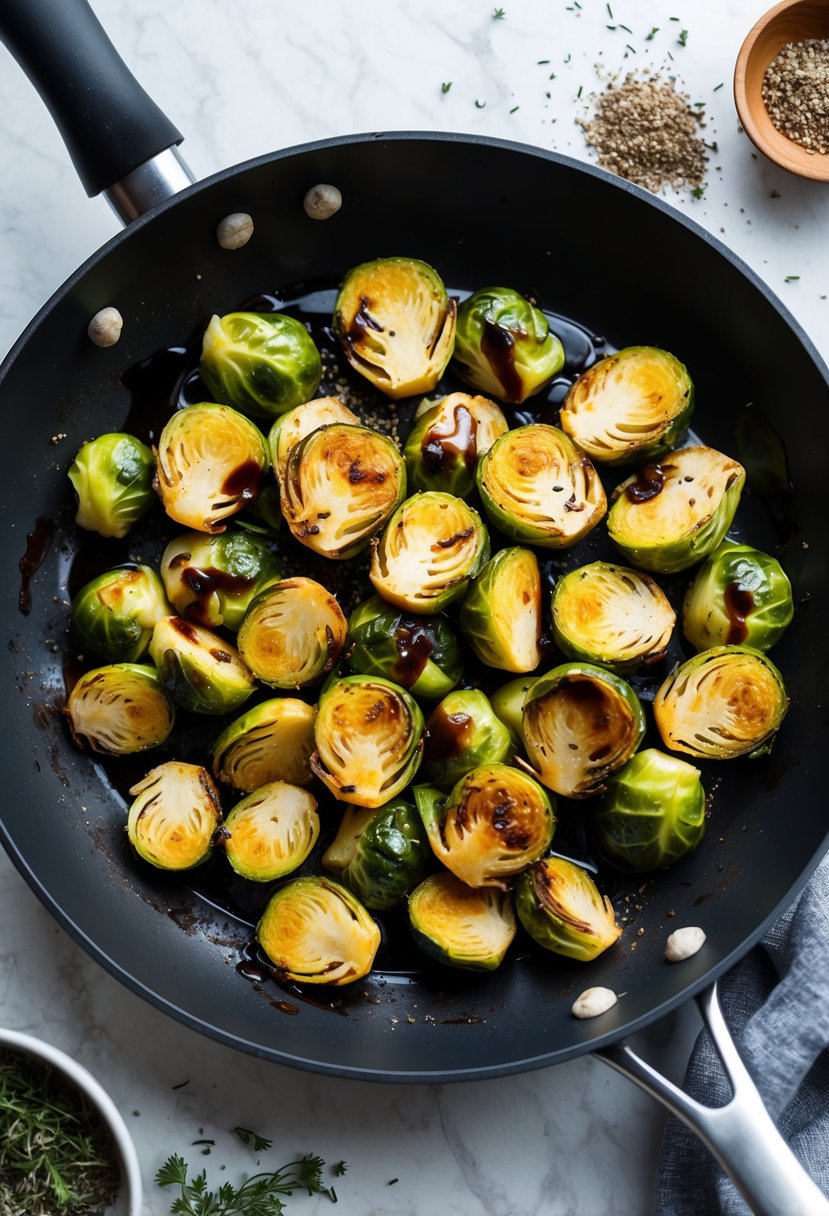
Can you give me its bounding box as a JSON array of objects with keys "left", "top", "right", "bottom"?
[
  {"left": 571, "top": 986, "right": 618, "bottom": 1019},
  {"left": 665, "top": 925, "right": 706, "bottom": 962}
]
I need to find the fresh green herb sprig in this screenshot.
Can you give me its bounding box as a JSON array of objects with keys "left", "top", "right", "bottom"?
[{"left": 157, "top": 1149, "right": 341, "bottom": 1215}]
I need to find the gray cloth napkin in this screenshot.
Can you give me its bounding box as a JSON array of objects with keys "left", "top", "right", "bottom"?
[{"left": 654, "top": 849, "right": 829, "bottom": 1216}]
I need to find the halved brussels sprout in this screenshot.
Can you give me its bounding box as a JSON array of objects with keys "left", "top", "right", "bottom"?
[
  {"left": 211, "top": 697, "right": 316, "bottom": 792},
  {"left": 459, "top": 547, "right": 543, "bottom": 673},
  {"left": 66, "top": 663, "right": 175, "bottom": 754},
  {"left": 311, "top": 675, "right": 424, "bottom": 807},
  {"left": 653, "top": 646, "right": 788, "bottom": 760},
  {"left": 200, "top": 311, "right": 322, "bottom": 420},
  {"left": 236, "top": 577, "right": 347, "bottom": 688},
  {"left": 160, "top": 528, "right": 282, "bottom": 631},
  {"left": 403, "top": 392, "right": 508, "bottom": 497},
  {"left": 369, "top": 491, "right": 489, "bottom": 613},
  {"left": 155, "top": 403, "right": 270, "bottom": 534},
  {"left": 268, "top": 396, "right": 359, "bottom": 489},
  {"left": 477, "top": 425, "right": 607, "bottom": 549},
  {"left": 682, "top": 540, "right": 794, "bottom": 653},
  {"left": 522, "top": 663, "right": 646, "bottom": 797},
  {"left": 453, "top": 287, "right": 565, "bottom": 405},
  {"left": 560, "top": 346, "right": 694, "bottom": 465},
  {"left": 593, "top": 748, "right": 706, "bottom": 872},
  {"left": 490, "top": 677, "right": 535, "bottom": 750},
  {"left": 127, "top": 762, "right": 222, "bottom": 870},
  {"left": 281, "top": 423, "right": 406, "bottom": 559},
  {"left": 321, "top": 798, "right": 430, "bottom": 910},
  {"left": 68, "top": 432, "right": 155, "bottom": 538},
  {"left": 414, "top": 762, "right": 555, "bottom": 888},
  {"left": 515, "top": 857, "right": 622, "bottom": 961},
  {"left": 607, "top": 446, "right": 746, "bottom": 574},
  {"left": 420, "top": 689, "right": 514, "bottom": 790},
  {"left": 550, "top": 561, "right": 676, "bottom": 674},
  {"left": 149, "top": 616, "right": 257, "bottom": 715},
  {"left": 220, "top": 781, "right": 319, "bottom": 882},
  {"left": 256, "top": 876, "right": 381, "bottom": 985},
  {"left": 408, "top": 872, "right": 517, "bottom": 971},
  {"left": 333, "top": 256, "right": 457, "bottom": 399},
  {"left": 345, "top": 595, "right": 462, "bottom": 700},
  {"left": 70, "top": 565, "right": 170, "bottom": 663}
]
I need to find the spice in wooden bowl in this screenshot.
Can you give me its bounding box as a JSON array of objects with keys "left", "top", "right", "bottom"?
[{"left": 762, "top": 38, "right": 829, "bottom": 154}]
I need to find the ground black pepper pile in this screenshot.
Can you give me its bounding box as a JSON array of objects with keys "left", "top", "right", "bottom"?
[
  {"left": 580, "top": 74, "right": 707, "bottom": 193},
  {"left": 762, "top": 38, "right": 829, "bottom": 155}
]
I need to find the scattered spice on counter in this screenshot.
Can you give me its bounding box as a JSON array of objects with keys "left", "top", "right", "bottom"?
[{"left": 762, "top": 39, "right": 829, "bottom": 154}]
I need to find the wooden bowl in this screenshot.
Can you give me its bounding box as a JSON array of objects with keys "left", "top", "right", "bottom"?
[{"left": 734, "top": 0, "right": 829, "bottom": 180}]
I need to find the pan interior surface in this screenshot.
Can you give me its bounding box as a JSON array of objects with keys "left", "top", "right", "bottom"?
[{"left": 2, "top": 135, "right": 827, "bottom": 1081}]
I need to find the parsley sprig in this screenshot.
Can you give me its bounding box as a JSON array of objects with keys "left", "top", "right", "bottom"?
[{"left": 157, "top": 1149, "right": 341, "bottom": 1215}]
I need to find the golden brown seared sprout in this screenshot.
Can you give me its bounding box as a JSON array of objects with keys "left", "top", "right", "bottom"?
[
  {"left": 560, "top": 346, "right": 694, "bottom": 465},
  {"left": 256, "top": 876, "right": 381, "bottom": 985},
  {"left": 70, "top": 565, "right": 170, "bottom": 664},
  {"left": 236, "top": 577, "right": 347, "bottom": 688},
  {"left": 550, "top": 561, "right": 676, "bottom": 674},
  {"left": 199, "top": 311, "right": 322, "bottom": 420},
  {"left": 459, "top": 547, "right": 543, "bottom": 673},
  {"left": 160, "top": 528, "right": 282, "bottom": 631},
  {"left": 333, "top": 257, "right": 457, "bottom": 399},
  {"left": 149, "top": 617, "right": 257, "bottom": 715},
  {"left": 268, "top": 396, "right": 358, "bottom": 489},
  {"left": 66, "top": 664, "right": 175, "bottom": 755},
  {"left": 127, "top": 762, "right": 222, "bottom": 870},
  {"left": 281, "top": 423, "right": 406, "bottom": 559},
  {"left": 369, "top": 491, "right": 490, "bottom": 613},
  {"left": 408, "top": 872, "right": 517, "bottom": 971},
  {"left": 522, "top": 663, "right": 646, "bottom": 798},
  {"left": 154, "top": 403, "right": 270, "bottom": 534},
  {"left": 403, "top": 392, "right": 508, "bottom": 497},
  {"left": 220, "top": 781, "right": 319, "bottom": 882},
  {"left": 477, "top": 424, "right": 607, "bottom": 549},
  {"left": 211, "top": 698, "right": 316, "bottom": 792},
  {"left": 311, "top": 675, "right": 424, "bottom": 807},
  {"left": 653, "top": 646, "right": 788, "bottom": 760},
  {"left": 67, "top": 432, "right": 155, "bottom": 539},
  {"left": 515, "top": 857, "right": 622, "bottom": 961},
  {"left": 607, "top": 446, "right": 746, "bottom": 574},
  {"left": 453, "top": 287, "right": 565, "bottom": 405}
]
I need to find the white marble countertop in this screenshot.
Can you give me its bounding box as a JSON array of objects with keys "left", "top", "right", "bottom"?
[{"left": 0, "top": 2, "right": 826, "bottom": 1213}]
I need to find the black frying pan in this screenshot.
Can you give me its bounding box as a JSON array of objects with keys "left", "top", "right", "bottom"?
[{"left": 2, "top": 4, "right": 828, "bottom": 1212}]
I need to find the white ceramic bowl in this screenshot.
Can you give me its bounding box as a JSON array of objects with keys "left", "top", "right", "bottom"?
[{"left": 0, "top": 1028, "right": 143, "bottom": 1216}]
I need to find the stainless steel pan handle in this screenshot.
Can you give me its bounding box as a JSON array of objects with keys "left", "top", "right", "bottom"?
[{"left": 597, "top": 982, "right": 829, "bottom": 1216}]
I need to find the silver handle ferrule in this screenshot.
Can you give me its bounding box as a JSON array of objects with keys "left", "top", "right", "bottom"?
[{"left": 103, "top": 146, "right": 196, "bottom": 224}]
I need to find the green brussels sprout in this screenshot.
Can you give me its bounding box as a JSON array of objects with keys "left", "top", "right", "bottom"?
[
  {"left": 281, "top": 423, "right": 406, "bottom": 559},
  {"left": 321, "top": 798, "right": 430, "bottom": 910},
  {"left": 522, "top": 663, "right": 646, "bottom": 798},
  {"left": 220, "top": 781, "right": 319, "bottom": 882},
  {"left": 453, "top": 286, "right": 565, "bottom": 405},
  {"left": 459, "top": 547, "right": 543, "bottom": 673},
  {"left": 369, "top": 491, "right": 490, "bottom": 613},
  {"left": 420, "top": 689, "right": 514, "bottom": 790},
  {"left": 200, "top": 311, "right": 322, "bottom": 420},
  {"left": 311, "top": 674, "right": 424, "bottom": 808},
  {"left": 149, "top": 616, "right": 257, "bottom": 715},
  {"left": 560, "top": 346, "right": 695, "bottom": 466},
  {"left": 592, "top": 748, "right": 706, "bottom": 872},
  {"left": 70, "top": 565, "right": 170, "bottom": 663},
  {"left": 256, "top": 876, "right": 381, "bottom": 985},
  {"left": 653, "top": 646, "right": 788, "bottom": 760},
  {"left": 160, "top": 528, "right": 282, "bottom": 631},
  {"left": 211, "top": 697, "right": 316, "bottom": 792},
  {"left": 477, "top": 424, "right": 607, "bottom": 549},
  {"left": 127, "top": 761, "right": 222, "bottom": 871},
  {"left": 682, "top": 540, "right": 794, "bottom": 653},
  {"left": 414, "top": 762, "right": 555, "bottom": 888},
  {"left": 607, "top": 446, "right": 746, "bottom": 574},
  {"left": 490, "top": 677, "right": 535, "bottom": 750},
  {"left": 333, "top": 256, "right": 457, "bottom": 399},
  {"left": 66, "top": 663, "right": 175, "bottom": 755},
  {"left": 268, "top": 395, "right": 358, "bottom": 489},
  {"left": 515, "top": 857, "right": 622, "bottom": 961},
  {"left": 345, "top": 595, "right": 462, "bottom": 700},
  {"left": 237, "top": 577, "right": 347, "bottom": 688},
  {"left": 155, "top": 403, "right": 270, "bottom": 534},
  {"left": 403, "top": 391, "right": 508, "bottom": 497},
  {"left": 408, "top": 872, "right": 517, "bottom": 971},
  {"left": 550, "top": 561, "right": 676, "bottom": 674},
  {"left": 67, "top": 432, "right": 155, "bottom": 539}
]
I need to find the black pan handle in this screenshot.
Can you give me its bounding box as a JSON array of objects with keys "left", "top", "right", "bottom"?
[{"left": 0, "top": 0, "right": 187, "bottom": 203}]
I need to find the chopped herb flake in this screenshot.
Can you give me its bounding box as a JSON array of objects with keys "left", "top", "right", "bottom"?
[
  {"left": 646, "top": 26, "right": 659, "bottom": 39},
  {"left": 509, "top": 105, "right": 520, "bottom": 113},
  {"left": 493, "top": 6, "right": 506, "bottom": 17},
  {"left": 713, "top": 82, "right": 724, "bottom": 91},
  {"left": 678, "top": 28, "right": 688, "bottom": 45},
  {"left": 619, "top": 23, "right": 633, "bottom": 32},
  {"left": 475, "top": 99, "right": 486, "bottom": 108},
  {"left": 785, "top": 275, "right": 801, "bottom": 282},
  {"left": 441, "top": 81, "right": 452, "bottom": 94}
]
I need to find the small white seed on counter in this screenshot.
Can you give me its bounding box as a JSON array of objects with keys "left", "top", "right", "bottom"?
[
  {"left": 571, "top": 987, "right": 618, "bottom": 1019},
  {"left": 87, "top": 306, "right": 123, "bottom": 347},
  {"left": 665, "top": 926, "right": 706, "bottom": 962},
  {"left": 303, "top": 183, "right": 343, "bottom": 220},
  {"left": 216, "top": 212, "right": 254, "bottom": 249}
]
